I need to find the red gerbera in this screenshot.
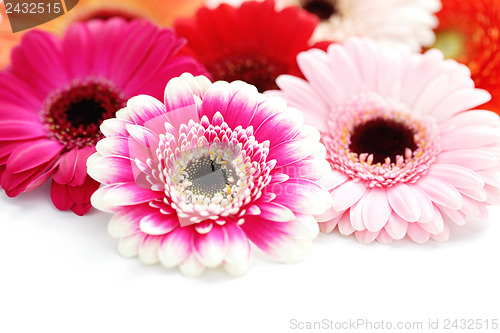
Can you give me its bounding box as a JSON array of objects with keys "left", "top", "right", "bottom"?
[
  {"left": 433, "top": 0, "right": 500, "bottom": 114},
  {"left": 174, "top": 0, "right": 318, "bottom": 92}
]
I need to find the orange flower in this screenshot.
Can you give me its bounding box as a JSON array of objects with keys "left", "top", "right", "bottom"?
[
  {"left": 433, "top": 0, "right": 500, "bottom": 114},
  {"left": 0, "top": 0, "right": 204, "bottom": 68}
]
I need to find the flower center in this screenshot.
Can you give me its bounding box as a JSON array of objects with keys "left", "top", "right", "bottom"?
[
  {"left": 73, "top": 8, "right": 142, "bottom": 22},
  {"left": 209, "top": 55, "right": 287, "bottom": 92},
  {"left": 301, "top": 0, "right": 338, "bottom": 21},
  {"left": 349, "top": 118, "right": 417, "bottom": 165},
  {"left": 144, "top": 114, "right": 272, "bottom": 227},
  {"left": 432, "top": 30, "right": 466, "bottom": 60},
  {"left": 323, "top": 92, "right": 440, "bottom": 188},
  {"left": 184, "top": 156, "right": 237, "bottom": 199},
  {"left": 43, "top": 78, "right": 126, "bottom": 148}
]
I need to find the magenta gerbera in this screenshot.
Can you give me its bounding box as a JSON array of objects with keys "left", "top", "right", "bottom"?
[
  {"left": 269, "top": 38, "right": 500, "bottom": 244},
  {"left": 87, "top": 73, "right": 332, "bottom": 276},
  {"left": 0, "top": 18, "right": 207, "bottom": 215}
]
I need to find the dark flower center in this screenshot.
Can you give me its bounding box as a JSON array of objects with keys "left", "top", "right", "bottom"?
[
  {"left": 185, "top": 157, "right": 237, "bottom": 199},
  {"left": 209, "top": 55, "right": 287, "bottom": 92},
  {"left": 349, "top": 118, "right": 417, "bottom": 164},
  {"left": 43, "top": 79, "right": 126, "bottom": 148},
  {"left": 74, "top": 8, "right": 141, "bottom": 22},
  {"left": 301, "top": 0, "right": 338, "bottom": 21}
]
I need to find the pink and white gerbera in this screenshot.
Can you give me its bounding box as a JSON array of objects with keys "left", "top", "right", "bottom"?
[
  {"left": 269, "top": 38, "right": 500, "bottom": 244},
  {"left": 0, "top": 18, "right": 207, "bottom": 215},
  {"left": 87, "top": 73, "right": 332, "bottom": 276}
]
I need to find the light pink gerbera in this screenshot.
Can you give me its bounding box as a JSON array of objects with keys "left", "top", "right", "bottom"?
[
  {"left": 268, "top": 38, "right": 500, "bottom": 244},
  {"left": 0, "top": 18, "right": 207, "bottom": 215},
  {"left": 87, "top": 73, "right": 332, "bottom": 276}
]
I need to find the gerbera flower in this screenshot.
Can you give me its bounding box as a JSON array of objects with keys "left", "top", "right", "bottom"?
[
  {"left": 204, "top": 0, "right": 441, "bottom": 52},
  {"left": 432, "top": 0, "right": 500, "bottom": 114},
  {"left": 268, "top": 38, "right": 500, "bottom": 244},
  {"left": 87, "top": 73, "right": 332, "bottom": 276},
  {"left": 0, "top": 18, "right": 207, "bottom": 215},
  {"left": 174, "top": 0, "right": 318, "bottom": 92},
  {"left": 0, "top": 0, "right": 204, "bottom": 69}
]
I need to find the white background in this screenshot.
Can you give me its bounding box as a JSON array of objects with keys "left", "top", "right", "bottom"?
[{"left": 0, "top": 182, "right": 499, "bottom": 333}]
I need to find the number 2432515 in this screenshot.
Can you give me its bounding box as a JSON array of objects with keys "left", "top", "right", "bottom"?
[{"left": 5, "top": 2, "right": 62, "bottom": 14}]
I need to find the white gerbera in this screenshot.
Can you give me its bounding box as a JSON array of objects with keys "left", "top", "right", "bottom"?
[{"left": 205, "top": 0, "right": 441, "bottom": 52}]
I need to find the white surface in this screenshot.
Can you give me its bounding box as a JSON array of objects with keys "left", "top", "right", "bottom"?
[{"left": 0, "top": 182, "right": 499, "bottom": 333}]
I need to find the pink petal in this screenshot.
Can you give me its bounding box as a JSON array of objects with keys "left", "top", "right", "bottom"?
[
  {"left": 139, "top": 212, "right": 179, "bottom": 236},
  {"left": 164, "top": 77, "right": 198, "bottom": 129},
  {"left": 125, "top": 123, "right": 160, "bottom": 151},
  {"left": 459, "top": 187, "right": 487, "bottom": 202},
  {"left": 387, "top": 183, "right": 421, "bottom": 222},
  {"left": 50, "top": 181, "right": 74, "bottom": 211},
  {"left": 2, "top": 161, "right": 55, "bottom": 196},
  {"left": 318, "top": 171, "right": 349, "bottom": 191},
  {"left": 7, "top": 140, "right": 63, "bottom": 174},
  {"left": 67, "top": 176, "right": 100, "bottom": 204},
  {"left": 158, "top": 227, "right": 193, "bottom": 268},
  {"left": 416, "top": 176, "right": 463, "bottom": 210},
  {"left": 193, "top": 225, "right": 228, "bottom": 268},
  {"left": 91, "top": 183, "right": 163, "bottom": 213},
  {"left": 485, "top": 185, "right": 500, "bottom": 205},
  {"left": 418, "top": 206, "right": 444, "bottom": 234},
  {"left": 432, "top": 89, "right": 491, "bottom": 122},
  {"left": 331, "top": 180, "right": 367, "bottom": 212},
  {"left": 241, "top": 216, "right": 313, "bottom": 263},
  {"left": 62, "top": 22, "right": 93, "bottom": 79},
  {"left": 255, "top": 107, "right": 303, "bottom": 148},
  {"left": 430, "top": 222, "right": 450, "bottom": 243},
  {"left": 108, "top": 204, "right": 153, "bottom": 238},
  {"left": 267, "top": 139, "right": 324, "bottom": 168},
  {"left": 126, "top": 95, "right": 169, "bottom": 134},
  {"left": 118, "top": 233, "right": 146, "bottom": 258},
  {"left": 257, "top": 202, "right": 295, "bottom": 222},
  {"left": 201, "top": 81, "right": 231, "bottom": 120},
  {"left": 138, "top": 235, "right": 163, "bottom": 265},
  {"left": 337, "top": 213, "right": 355, "bottom": 235},
  {"left": 412, "top": 186, "right": 434, "bottom": 223},
  {"left": 384, "top": 213, "right": 409, "bottom": 240},
  {"left": 270, "top": 214, "right": 319, "bottom": 240},
  {"left": 275, "top": 75, "right": 329, "bottom": 132},
  {"left": 223, "top": 84, "right": 259, "bottom": 129},
  {"left": 354, "top": 230, "right": 380, "bottom": 244},
  {"left": 53, "top": 149, "right": 78, "bottom": 184},
  {"left": 442, "top": 110, "right": 500, "bottom": 130},
  {"left": 100, "top": 118, "right": 131, "bottom": 138},
  {"left": 406, "top": 223, "right": 431, "bottom": 244},
  {"left": 362, "top": 188, "right": 391, "bottom": 232},
  {"left": 440, "top": 207, "right": 466, "bottom": 226},
  {"left": 0, "top": 121, "right": 46, "bottom": 140},
  {"left": 250, "top": 96, "right": 285, "bottom": 129},
  {"left": 273, "top": 158, "right": 331, "bottom": 181},
  {"left": 440, "top": 127, "right": 500, "bottom": 150},
  {"left": 350, "top": 195, "right": 366, "bottom": 231},
  {"left": 437, "top": 149, "right": 497, "bottom": 171},
  {"left": 179, "top": 253, "right": 206, "bottom": 277},
  {"left": 223, "top": 223, "right": 252, "bottom": 276},
  {"left": 376, "top": 229, "right": 394, "bottom": 245},
  {"left": 87, "top": 155, "right": 135, "bottom": 184},
  {"left": 71, "top": 202, "right": 92, "bottom": 216},
  {"left": 319, "top": 216, "right": 341, "bottom": 233},
  {"left": 272, "top": 179, "right": 332, "bottom": 215},
  {"left": 315, "top": 206, "right": 344, "bottom": 223},
  {"left": 69, "top": 146, "right": 96, "bottom": 186},
  {"left": 427, "top": 164, "right": 484, "bottom": 190}
]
